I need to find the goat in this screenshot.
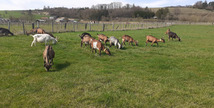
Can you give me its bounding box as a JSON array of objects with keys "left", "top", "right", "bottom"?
[
  {"left": 26, "top": 27, "right": 45, "bottom": 35},
  {"left": 165, "top": 29, "right": 181, "bottom": 41},
  {"left": 122, "top": 35, "right": 138, "bottom": 46},
  {"left": 0, "top": 28, "right": 14, "bottom": 36},
  {"left": 79, "top": 32, "right": 92, "bottom": 39},
  {"left": 31, "top": 34, "right": 58, "bottom": 47},
  {"left": 43, "top": 45, "right": 55, "bottom": 71},
  {"left": 26, "top": 28, "right": 55, "bottom": 38},
  {"left": 146, "top": 35, "right": 165, "bottom": 46},
  {"left": 109, "top": 36, "right": 121, "bottom": 49},
  {"left": 97, "top": 33, "right": 109, "bottom": 45},
  {"left": 81, "top": 35, "right": 95, "bottom": 47},
  {"left": 91, "top": 39, "right": 111, "bottom": 56}
]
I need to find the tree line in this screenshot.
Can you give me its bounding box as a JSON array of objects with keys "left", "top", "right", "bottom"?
[
  {"left": 44, "top": 6, "right": 155, "bottom": 21},
  {"left": 193, "top": 1, "right": 214, "bottom": 10}
]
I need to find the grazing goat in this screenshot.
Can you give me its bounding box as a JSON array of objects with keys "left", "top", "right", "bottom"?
[
  {"left": 26, "top": 28, "right": 55, "bottom": 38},
  {"left": 81, "top": 35, "right": 95, "bottom": 47},
  {"left": 79, "top": 32, "right": 92, "bottom": 39},
  {"left": 91, "top": 39, "right": 111, "bottom": 56},
  {"left": 0, "top": 28, "right": 14, "bottom": 36},
  {"left": 146, "top": 35, "right": 165, "bottom": 46},
  {"left": 26, "top": 27, "right": 45, "bottom": 35},
  {"left": 122, "top": 35, "right": 138, "bottom": 46},
  {"left": 97, "top": 34, "right": 109, "bottom": 45},
  {"left": 43, "top": 45, "right": 55, "bottom": 71},
  {"left": 165, "top": 29, "right": 181, "bottom": 41},
  {"left": 31, "top": 34, "right": 58, "bottom": 47},
  {"left": 109, "top": 36, "right": 121, "bottom": 49}
]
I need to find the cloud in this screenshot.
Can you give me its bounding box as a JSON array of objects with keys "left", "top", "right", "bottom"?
[
  {"left": 140, "top": 0, "right": 168, "bottom": 7},
  {"left": 0, "top": 0, "right": 211, "bottom": 10},
  {"left": 0, "top": 0, "right": 129, "bottom": 10}
]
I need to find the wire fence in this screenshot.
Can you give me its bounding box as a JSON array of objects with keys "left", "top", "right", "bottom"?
[{"left": 0, "top": 21, "right": 213, "bottom": 35}]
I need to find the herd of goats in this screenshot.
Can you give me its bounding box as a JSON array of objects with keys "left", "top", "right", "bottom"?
[{"left": 0, "top": 27, "right": 181, "bottom": 71}]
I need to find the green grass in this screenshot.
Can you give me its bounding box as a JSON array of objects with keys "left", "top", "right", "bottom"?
[
  {"left": 0, "top": 10, "right": 49, "bottom": 20},
  {"left": 0, "top": 25, "right": 214, "bottom": 107}
]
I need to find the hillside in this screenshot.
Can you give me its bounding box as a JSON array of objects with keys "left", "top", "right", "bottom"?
[
  {"left": 1, "top": 7, "right": 214, "bottom": 22},
  {"left": 0, "top": 10, "right": 49, "bottom": 21},
  {"left": 151, "top": 7, "right": 214, "bottom": 22}
]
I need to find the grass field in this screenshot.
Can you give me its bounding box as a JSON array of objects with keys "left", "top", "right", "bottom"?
[
  {"left": 0, "top": 10, "right": 49, "bottom": 20},
  {"left": 0, "top": 25, "right": 214, "bottom": 107}
]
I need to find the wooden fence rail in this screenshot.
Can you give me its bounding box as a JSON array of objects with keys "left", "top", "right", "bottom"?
[{"left": 1, "top": 21, "right": 213, "bottom": 35}]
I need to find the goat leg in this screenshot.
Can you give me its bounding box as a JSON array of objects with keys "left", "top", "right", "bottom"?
[
  {"left": 50, "top": 59, "right": 54, "bottom": 65},
  {"left": 146, "top": 41, "right": 148, "bottom": 46},
  {"left": 151, "top": 41, "right": 155, "bottom": 46},
  {"left": 92, "top": 48, "right": 94, "bottom": 53},
  {"left": 99, "top": 50, "right": 101, "bottom": 56}
]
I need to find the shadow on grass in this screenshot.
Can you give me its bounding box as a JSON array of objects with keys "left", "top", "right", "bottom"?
[
  {"left": 120, "top": 47, "right": 127, "bottom": 50},
  {"left": 54, "top": 61, "right": 71, "bottom": 71}
]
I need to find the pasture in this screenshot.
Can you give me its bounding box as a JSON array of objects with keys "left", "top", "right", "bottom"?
[{"left": 0, "top": 25, "right": 214, "bottom": 107}]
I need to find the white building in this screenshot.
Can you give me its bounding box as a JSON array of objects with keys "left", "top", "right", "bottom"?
[{"left": 92, "top": 2, "right": 122, "bottom": 9}]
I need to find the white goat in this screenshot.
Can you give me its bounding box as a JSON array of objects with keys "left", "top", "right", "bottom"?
[
  {"left": 109, "top": 36, "right": 121, "bottom": 49},
  {"left": 31, "top": 34, "right": 58, "bottom": 47}
]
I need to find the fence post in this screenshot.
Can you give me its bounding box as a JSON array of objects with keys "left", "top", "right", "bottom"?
[
  {"left": 8, "top": 21, "right": 10, "bottom": 30},
  {"left": 64, "top": 23, "right": 67, "bottom": 31},
  {"left": 37, "top": 21, "right": 39, "bottom": 27},
  {"left": 22, "top": 22, "right": 25, "bottom": 35},
  {"left": 32, "top": 23, "right": 34, "bottom": 29},
  {"left": 51, "top": 20, "right": 54, "bottom": 33},
  {"left": 102, "top": 24, "right": 105, "bottom": 31}
]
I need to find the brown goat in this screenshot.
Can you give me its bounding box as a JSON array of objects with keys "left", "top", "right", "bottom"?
[
  {"left": 43, "top": 45, "right": 55, "bottom": 71},
  {"left": 91, "top": 39, "right": 111, "bottom": 56},
  {"left": 165, "top": 29, "right": 181, "bottom": 41},
  {"left": 79, "top": 32, "right": 92, "bottom": 39},
  {"left": 81, "top": 35, "right": 95, "bottom": 48},
  {"left": 97, "top": 34, "right": 109, "bottom": 45},
  {"left": 26, "top": 28, "right": 55, "bottom": 37},
  {"left": 26, "top": 28, "right": 45, "bottom": 35},
  {"left": 122, "top": 35, "right": 138, "bottom": 46},
  {"left": 146, "top": 35, "right": 165, "bottom": 46}
]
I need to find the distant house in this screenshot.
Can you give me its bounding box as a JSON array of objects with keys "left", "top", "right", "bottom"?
[
  {"left": 68, "top": 18, "right": 77, "bottom": 22},
  {"left": 36, "top": 17, "right": 48, "bottom": 22},
  {"left": 36, "top": 19, "right": 46, "bottom": 22},
  {"left": 153, "top": 16, "right": 158, "bottom": 19},
  {"left": 49, "top": 16, "right": 56, "bottom": 20},
  {"left": 55, "top": 17, "right": 66, "bottom": 22}
]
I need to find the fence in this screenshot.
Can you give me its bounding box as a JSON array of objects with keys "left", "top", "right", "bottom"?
[{"left": 0, "top": 21, "right": 213, "bottom": 35}]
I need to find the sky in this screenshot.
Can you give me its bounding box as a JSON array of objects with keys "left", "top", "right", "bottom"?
[{"left": 0, "top": 0, "right": 212, "bottom": 10}]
